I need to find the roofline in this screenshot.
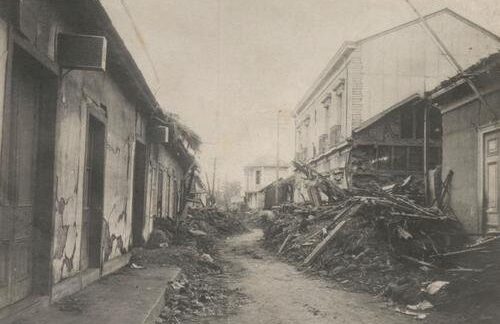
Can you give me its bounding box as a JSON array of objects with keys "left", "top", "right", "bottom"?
[
  {"left": 307, "top": 140, "right": 351, "bottom": 165},
  {"left": 83, "top": 0, "right": 161, "bottom": 115},
  {"left": 353, "top": 93, "right": 423, "bottom": 134},
  {"left": 293, "top": 8, "right": 500, "bottom": 118},
  {"left": 294, "top": 42, "right": 357, "bottom": 116}
]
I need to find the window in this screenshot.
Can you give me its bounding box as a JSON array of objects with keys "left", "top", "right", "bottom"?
[
  {"left": 408, "top": 147, "right": 424, "bottom": 171},
  {"left": 255, "top": 170, "right": 261, "bottom": 185},
  {"left": 377, "top": 146, "right": 392, "bottom": 170},
  {"left": 336, "top": 90, "right": 344, "bottom": 131},
  {"left": 393, "top": 146, "right": 408, "bottom": 170},
  {"left": 401, "top": 106, "right": 441, "bottom": 140},
  {"left": 365, "top": 145, "right": 439, "bottom": 172}
]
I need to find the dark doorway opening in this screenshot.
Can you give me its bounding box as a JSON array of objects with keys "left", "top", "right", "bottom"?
[
  {"left": 0, "top": 47, "right": 56, "bottom": 308},
  {"left": 132, "top": 141, "right": 147, "bottom": 247},
  {"left": 81, "top": 115, "right": 105, "bottom": 270}
]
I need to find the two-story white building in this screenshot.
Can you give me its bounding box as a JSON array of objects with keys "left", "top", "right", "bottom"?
[
  {"left": 294, "top": 8, "right": 500, "bottom": 179},
  {"left": 244, "top": 157, "right": 290, "bottom": 209}
]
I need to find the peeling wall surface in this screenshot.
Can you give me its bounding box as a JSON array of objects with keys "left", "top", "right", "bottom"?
[
  {"left": 51, "top": 69, "right": 137, "bottom": 284},
  {"left": 5, "top": 0, "right": 148, "bottom": 285},
  {"left": 0, "top": 0, "right": 195, "bottom": 307}
]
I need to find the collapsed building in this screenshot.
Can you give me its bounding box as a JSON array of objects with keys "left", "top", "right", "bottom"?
[{"left": 0, "top": 0, "right": 198, "bottom": 312}]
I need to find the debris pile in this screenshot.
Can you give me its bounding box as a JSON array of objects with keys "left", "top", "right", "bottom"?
[
  {"left": 133, "top": 207, "right": 248, "bottom": 324},
  {"left": 263, "top": 163, "right": 500, "bottom": 319},
  {"left": 152, "top": 207, "right": 247, "bottom": 248},
  {"left": 159, "top": 274, "right": 246, "bottom": 323},
  {"left": 185, "top": 207, "right": 248, "bottom": 237}
]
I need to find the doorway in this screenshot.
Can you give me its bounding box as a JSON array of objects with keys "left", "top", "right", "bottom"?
[
  {"left": 0, "top": 48, "right": 56, "bottom": 308},
  {"left": 81, "top": 115, "right": 105, "bottom": 270},
  {"left": 483, "top": 129, "right": 500, "bottom": 232},
  {"left": 132, "top": 141, "right": 147, "bottom": 247}
]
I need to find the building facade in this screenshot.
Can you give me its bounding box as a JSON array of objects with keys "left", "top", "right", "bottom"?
[
  {"left": 294, "top": 9, "right": 500, "bottom": 177},
  {"left": 0, "top": 0, "right": 193, "bottom": 311},
  {"left": 429, "top": 53, "right": 500, "bottom": 234},
  {"left": 244, "top": 158, "right": 289, "bottom": 209}
]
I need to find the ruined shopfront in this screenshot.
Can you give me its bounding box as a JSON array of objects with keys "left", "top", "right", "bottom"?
[
  {"left": 349, "top": 94, "right": 442, "bottom": 188},
  {"left": 294, "top": 94, "right": 442, "bottom": 203},
  {"left": 0, "top": 0, "right": 192, "bottom": 311}
]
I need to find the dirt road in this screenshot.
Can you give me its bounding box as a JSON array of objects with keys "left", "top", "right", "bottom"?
[{"left": 208, "top": 229, "right": 410, "bottom": 324}]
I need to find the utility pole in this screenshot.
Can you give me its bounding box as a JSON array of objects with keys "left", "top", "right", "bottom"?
[
  {"left": 423, "top": 104, "right": 429, "bottom": 205},
  {"left": 276, "top": 110, "right": 281, "bottom": 205},
  {"left": 212, "top": 157, "right": 217, "bottom": 199},
  {"left": 404, "top": 0, "right": 495, "bottom": 120}
]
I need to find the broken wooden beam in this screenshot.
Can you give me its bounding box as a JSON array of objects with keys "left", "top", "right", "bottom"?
[
  {"left": 389, "top": 212, "right": 450, "bottom": 221},
  {"left": 302, "top": 217, "right": 351, "bottom": 266},
  {"left": 430, "top": 246, "right": 486, "bottom": 258},
  {"left": 277, "top": 233, "right": 293, "bottom": 255}
]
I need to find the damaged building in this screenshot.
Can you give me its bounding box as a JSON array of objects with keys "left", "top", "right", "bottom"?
[
  {"left": 428, "top": 52, "right": 500, "bottom": 234},
  {"left": 293, "top": 8, "right": 500, "bottom": 197},
  {"left": 0, "top": 0, "right": 196, "bottom": 312}
]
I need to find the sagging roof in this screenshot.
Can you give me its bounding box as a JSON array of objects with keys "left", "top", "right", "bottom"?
[
  {"left": 353, "top": 94, "right": 423, "bottom": 134},
  {"left": 427, "top": 51, "right": 500, "bottom": 99}
]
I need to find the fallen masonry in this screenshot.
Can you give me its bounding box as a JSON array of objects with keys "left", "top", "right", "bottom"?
[{"left": 262, "top": 163, "right": 500, "bottom": 320}]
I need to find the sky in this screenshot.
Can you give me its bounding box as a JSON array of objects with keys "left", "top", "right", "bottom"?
[{"left": 100, "top": 0, "right": 500, "bottom": 186}]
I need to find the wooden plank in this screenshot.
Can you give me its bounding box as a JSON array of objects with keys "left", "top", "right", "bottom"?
[
  {"left": 277, "top": 233, "right": 292, "bottom": 255},
  {"left": 302, "top": 219, "right": 349, "bottom": 266}
]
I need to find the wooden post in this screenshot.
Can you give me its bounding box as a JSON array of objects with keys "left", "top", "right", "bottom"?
[
  {"left": 276, "top": 110, "right": 281, "bottom": 206},
  {"left": 423, "top": 104, "right": 429, "bottom": 205}
]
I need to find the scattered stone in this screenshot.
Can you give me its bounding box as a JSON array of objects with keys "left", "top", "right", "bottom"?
[{"left": 147, "top": 229, "right": 168, "bottom": 249}]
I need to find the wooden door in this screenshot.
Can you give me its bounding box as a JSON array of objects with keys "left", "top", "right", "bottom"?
[
  {"left": 81, "top": 115, "right": 105, "bottom": 270},
  {"left": 157, "top": 169, "right": 164, "bottom": 217},
  {"left": 132, "top": 141, "right": 146, "bottom": 247},
  {"left": 484, "top": 130, "right": 500, "bottom": 232},
  {"left": 0, "top": 55, "right": 41, "bottom": 307}
]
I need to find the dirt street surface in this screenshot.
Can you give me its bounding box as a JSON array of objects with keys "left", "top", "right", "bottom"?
[{"left": 207, "top": 229, "right": 408, "bottom": 324}]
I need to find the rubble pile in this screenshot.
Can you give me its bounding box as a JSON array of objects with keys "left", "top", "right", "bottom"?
[
  {"left": 135, "top": 207, "right": 248, "bottom": 324},
  {"left": 262, "top": 166, "right": 500, "bottom": 317},
  {"left": 152, "top": 207, "right": 247, "bottom": 247},
  {"left": 185, "top": 207, "right": 248, "bottom": 237},
  {"left": 159, "top": 274, "right": 246, "bottom": 323}
]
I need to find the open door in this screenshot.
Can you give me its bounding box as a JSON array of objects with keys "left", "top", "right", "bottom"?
[
  {"left": 81, "top": 115, "right": 105, "bottom": 270},
  {"left": 132, "top": 141, "right": 147, "bottom": 246},
  {"left": 0, "top": 48, "right": 56, "bottom": 308}
]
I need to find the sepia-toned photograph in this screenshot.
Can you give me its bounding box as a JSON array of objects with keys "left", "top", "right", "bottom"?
[{"left": 1, "top": 0, "right": 500, "bottom": 323}]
